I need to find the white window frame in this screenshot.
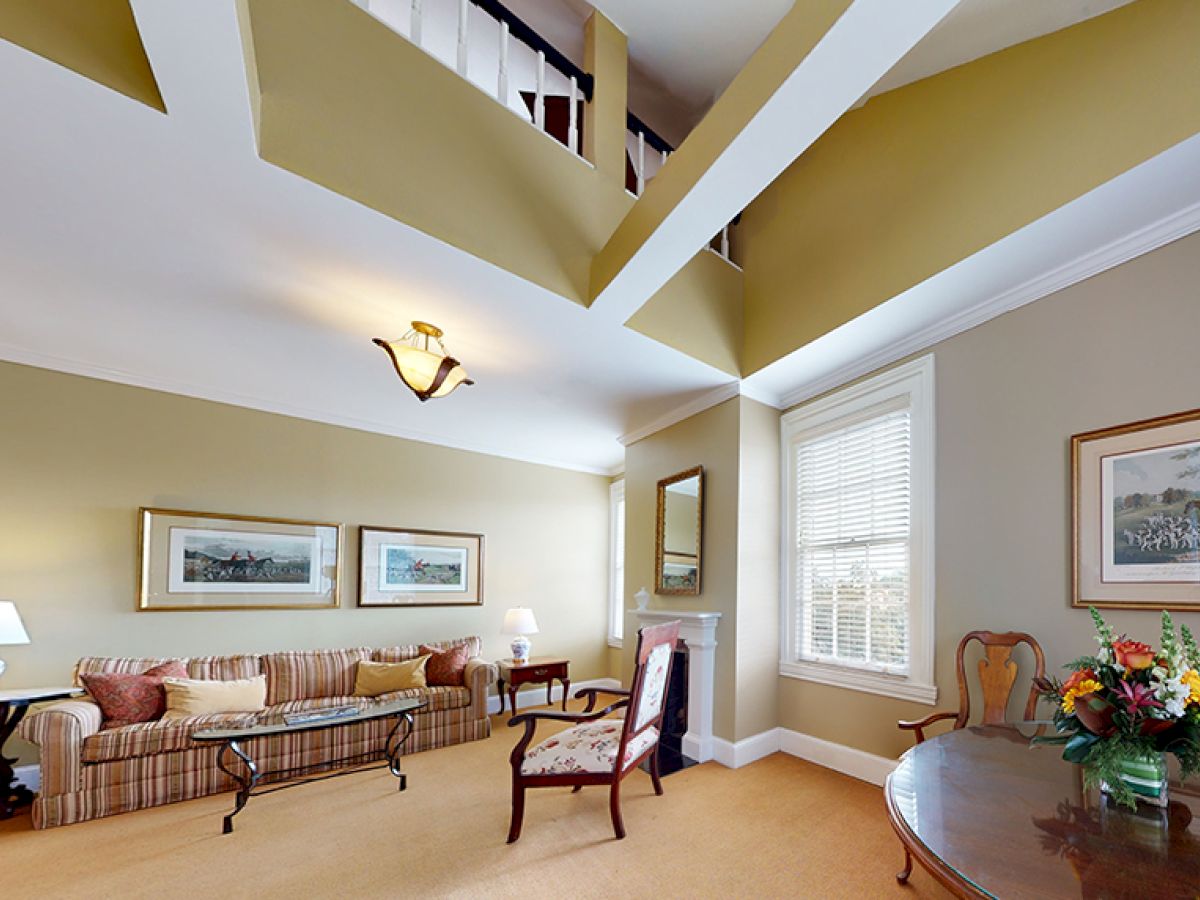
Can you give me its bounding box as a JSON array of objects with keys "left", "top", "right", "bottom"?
[
  {"left": 608, "top": 479, "right": 625, "bottom": 648},
  {"left": 779, "top": 355, "right": 937, "bottom": 705}
]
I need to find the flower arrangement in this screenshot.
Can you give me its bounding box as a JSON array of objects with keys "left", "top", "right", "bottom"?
[{"left": 1035, "top": 608, "right": 1200, "bottom": 808}]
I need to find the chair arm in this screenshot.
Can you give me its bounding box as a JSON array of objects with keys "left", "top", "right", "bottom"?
[
  {"left": 17, "top": 700, "right": 103, "bottom": 796},
  {"left": 507, "top": 701, "right": 629, "bottom": 767},
  {"left": 897, "top": 711, "right": 959, "bottom": 745},
  {"left": 574, "top": 686, "right": 630, "bottom": 713}
]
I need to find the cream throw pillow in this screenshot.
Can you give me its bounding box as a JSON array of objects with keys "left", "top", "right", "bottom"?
[
  {"left": 162, "top": 675, "right": 268, "bottom": 718},
  {"left": 353, "top": 655, "right": 431, "bottom": 697}
]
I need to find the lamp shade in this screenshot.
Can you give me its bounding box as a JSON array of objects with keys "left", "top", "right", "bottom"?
[
  {"left": 373, "top": 321, "right": 473, "bottom": 402},
  {"left": 502, "top": 607, "right": 539, "bottom": 636},
  {"left": 0, "top": 601, "right": 30, "bottom": 645}
]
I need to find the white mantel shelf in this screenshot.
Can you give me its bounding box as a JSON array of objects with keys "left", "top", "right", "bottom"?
[{"left": 633, "top": 608, "right": 722, "bottom": 763}]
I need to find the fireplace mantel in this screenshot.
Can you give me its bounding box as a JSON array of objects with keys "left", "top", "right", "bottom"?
[{"left": 633, "top": 608, "right": 721, "bottom": 762}]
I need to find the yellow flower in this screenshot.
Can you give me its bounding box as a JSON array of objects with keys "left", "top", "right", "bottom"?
[
  {"left": 1061, "top": 679, "right": 1104, "bottom": 715},
  {"left": 1183, "top": 670, "right": 1200, "bottom": 706}
]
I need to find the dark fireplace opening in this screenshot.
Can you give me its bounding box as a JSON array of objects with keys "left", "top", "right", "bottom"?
[{"left": 643, "top": 646, "right": 697, "bottom": 777}]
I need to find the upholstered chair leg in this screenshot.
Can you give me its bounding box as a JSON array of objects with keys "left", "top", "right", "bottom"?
[
  {"left": 507, "top": 783, "right": 526, "bottom": 844},
  {"left": 609, "top": 780, "right": 626, "bottom": 840},
  {"left": 896, "top": 848, "right": 913, "bottom": 884},
  {"left": 648, "top": 749, "right": 664, "bottom": 796}
]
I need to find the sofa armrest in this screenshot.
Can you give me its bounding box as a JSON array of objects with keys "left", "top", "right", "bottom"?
[
  {"left": 464, "top": 657, "right": 497, "bottom": 717},
  {"left": 17, "top": 700, "right": 103, "bottom": 796}
]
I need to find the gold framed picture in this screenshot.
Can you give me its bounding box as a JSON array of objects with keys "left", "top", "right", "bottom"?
[
  {"left": 137, "top": 508, "right": 342, "bottom": 611},
  {"left": 1072, "top": 408, "right": 1200, "bottom": 610},
  {"left": 357, "top": 526, "right": 484, "bottom": 607}
]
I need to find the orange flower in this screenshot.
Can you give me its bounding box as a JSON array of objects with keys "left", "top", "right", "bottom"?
[
  {"left": 1183, "top": 670, "right": 1200, "bottom": 706},
  {"left": 1062, "top": 679, "right": 1104, "bottom": 715},
  {"left": 1062, "top": 669, "right": 1097, "bottom": 694},
  {"left": 1112, "top": 639, "right": 1156, "bottom": 671}
]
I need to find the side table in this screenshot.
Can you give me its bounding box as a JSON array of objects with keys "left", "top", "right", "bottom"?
[
  {"left": 496, "top": 657, "right": 570, "bottom": 716},
  {"left": 1, "top": 686, "right": 84, "bottom": 819}
]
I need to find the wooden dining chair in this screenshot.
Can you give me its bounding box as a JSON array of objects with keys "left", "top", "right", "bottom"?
[
  {"left": 894, "top": 630, "right": 1045, "bottom": 885},
  {"left": 506, "top": 620, "right": 680, "bottom": 843},
  {"left": 898, "top": 630, "right": 1047, "bottom": 744}
]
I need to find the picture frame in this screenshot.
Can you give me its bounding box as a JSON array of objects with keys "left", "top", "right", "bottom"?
[
  {"left": 1072, "top": 408, "right": 1200, "bottom": 610},
  {"left": 358, "top": 526, "right": 483, "bottom": 607},
  {"left": 137, "top": 508, "right": 342, "bottom": 611}
]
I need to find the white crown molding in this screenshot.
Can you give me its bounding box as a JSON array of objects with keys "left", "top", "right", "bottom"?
[
  {"left": 486, "top": 677, "right": 620, "bottom": 716},
  {"left": 0, "top": 344, "right": 616, "bottom": 477},
  {"left": 772, "top": 199, "right": 1200, "bottom": 411},
  {"left": 618, "top": 381, "right": 741, "bottom": 446}
]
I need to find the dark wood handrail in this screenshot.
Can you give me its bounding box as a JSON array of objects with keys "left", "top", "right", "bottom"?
[
  {"left": 472, "top": 0, "right": 594, "bottom": 100},
  {"left": 471, "top": 0, "right": 676, "bottom": 159}
]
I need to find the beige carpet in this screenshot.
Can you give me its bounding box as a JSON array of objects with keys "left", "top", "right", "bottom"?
[{"left": 3, "top": 705, "right": 952, "bottom": 899}]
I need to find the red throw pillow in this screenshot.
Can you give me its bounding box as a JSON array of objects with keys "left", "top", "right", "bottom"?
[
  {"left": 81, "top": 661, "right": 189, "bottom": 725},
  {"left": 419, "top": 643, "right": 470, "bottom": 687}
]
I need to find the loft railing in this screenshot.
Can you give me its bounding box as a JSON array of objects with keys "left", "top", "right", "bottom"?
[{"left": 353, "top": 0, "right": 737, "bottom": 266}]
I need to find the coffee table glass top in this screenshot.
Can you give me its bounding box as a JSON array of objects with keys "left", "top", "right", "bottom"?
[
  {"left": 888, "top": 723, "right": 1200, "bottom": 899},
  {"left": 192, "top": 698, "right": 425, "bottom": 742},
  {"left": 0, "top": 687, "right": 83, "bottom": 703}
]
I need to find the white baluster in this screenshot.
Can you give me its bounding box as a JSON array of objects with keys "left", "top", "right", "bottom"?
[
  {"left": 456, "top": 0, "right": 469, "bottom": 76},
  {"left": 411, "top": 0, "right": 423, "bottom": 47},
  {"left": 661, "top": 149, "right": 668, "bottom": 168},
  {"left": 637, "top": 131, "right": 646, "bottom": 196},
  {"left": 720, "top": 225, "right": 730, "bottom": 260},
  {"left": 535, "top": 51, "right": 546, "bottom": 131},
  {"left": 568, "top": 77, "right": 579, "bottom": 156},
  {"left": 497, "top": 21, "right": 509, "bottom": 104}
]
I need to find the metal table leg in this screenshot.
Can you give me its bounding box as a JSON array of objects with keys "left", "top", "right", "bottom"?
[{"left": 217, "top": 740, "right": 260, "bottom": 834}]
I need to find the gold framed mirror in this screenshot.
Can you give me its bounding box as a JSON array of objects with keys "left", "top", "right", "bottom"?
[{"left": 655, "top": 466, "right": 704, "bottom": 595}]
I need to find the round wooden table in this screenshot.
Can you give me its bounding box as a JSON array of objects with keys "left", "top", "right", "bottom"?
[{"left": 885, "top": 724, "right": 1200, "bottom": 899}]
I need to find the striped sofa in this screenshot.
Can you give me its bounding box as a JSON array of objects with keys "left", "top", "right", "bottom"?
[{"left": 18, "top": 637, "right": 496, "bottom": 829}]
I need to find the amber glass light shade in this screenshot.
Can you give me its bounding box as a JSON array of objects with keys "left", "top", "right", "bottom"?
[{"left": 373, "top": 322, "right": 473, "bottom": 402}]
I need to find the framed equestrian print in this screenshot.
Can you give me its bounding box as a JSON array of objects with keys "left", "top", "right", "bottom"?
[
  {"left": 1072, "top": 408, "right": 1200, "bottom": 611},
  {"left": 137, "top": 508, "right": 342, "bottom": 610},
  {"left": 357, "top": 526, "right": 483, "bottom": 607}
]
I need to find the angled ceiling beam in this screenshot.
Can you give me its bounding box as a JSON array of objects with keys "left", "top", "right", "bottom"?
[{"left": 587, "top": 0, "right": 962, "bottom": 324}]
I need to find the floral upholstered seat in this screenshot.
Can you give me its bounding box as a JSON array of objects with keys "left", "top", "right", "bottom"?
[{"left": 520, "top": 720, "right": 659, "bottom": 775}]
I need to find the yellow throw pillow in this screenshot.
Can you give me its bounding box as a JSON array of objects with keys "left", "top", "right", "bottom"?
[
  {"left": 353, "top": 656, "right": 431, "bottom": 697},
  {"left": 161, "top": 675, "right": 268, "bottom": 719}
]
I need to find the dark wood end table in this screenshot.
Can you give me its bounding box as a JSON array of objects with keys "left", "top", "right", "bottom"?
[
  {"left": 0, "top": 686, "right": 84, "bottom": 819},
  {"left": 496, "top": 657, "right": 570, "bottom": 716}
]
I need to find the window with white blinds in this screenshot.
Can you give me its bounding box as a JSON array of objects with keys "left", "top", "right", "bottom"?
[
  {"left": 780, "top": 356, "right": 937, "bottom": 705},
  {"left": 608, "top": 480, "right": 625, "bottom": 646}
]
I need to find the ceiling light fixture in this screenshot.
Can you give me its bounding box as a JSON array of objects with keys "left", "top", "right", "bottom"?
[{"left": 373, "top": 321, "right": 474, "bottom": 402}]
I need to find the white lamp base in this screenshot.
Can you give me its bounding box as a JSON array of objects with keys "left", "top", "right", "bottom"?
[{"left": 511, "top": 636, "right": 531, "bottom": 663}]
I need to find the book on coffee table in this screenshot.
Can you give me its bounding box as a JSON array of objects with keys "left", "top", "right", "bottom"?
[{"left": 283, "top": 705, "right": 361, "bottom": 726}]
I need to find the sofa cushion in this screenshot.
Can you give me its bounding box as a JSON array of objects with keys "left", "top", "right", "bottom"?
[
  {"left": 80, "top": 661, "right": 189, "bottom": 726},
  {"left": 163, "top": 676, "right": 268, "bottom": 719},
  {"left": 261, "top": 648, "right": 371, "bottom": 705},
  {"left": 375, "top": 636, "right": 482, "bottom": 665},
  {"left": 82, "top": 712, "right": 260, "bottom": 763},
  {"left": 186, "top": 655, "right": 262, "bottom": 681},
  {"left": 74, "top": 656, "right": 177, "bottom": 686},
  {"left": 353, "top": 657, "right": 430, "bottom": 696},
  {"left": 419, "top": 643, "right": 470, "bottom": 686}
]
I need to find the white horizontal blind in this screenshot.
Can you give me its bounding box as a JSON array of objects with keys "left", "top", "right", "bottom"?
[{"left": 794, "top": 403, "right": 911, "bottom": 675}]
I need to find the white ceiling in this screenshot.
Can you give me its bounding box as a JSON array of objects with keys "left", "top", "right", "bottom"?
[{"left": 0, "top": 0, "right": 733, "bottom": 477}]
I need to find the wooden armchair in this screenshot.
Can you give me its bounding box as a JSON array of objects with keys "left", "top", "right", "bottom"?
[
  {"left": 506, "top": 620, "right": 680, "bottom": 843},
  {"left": 898, "top": 630, "right": 1046, "bottom": 744}
]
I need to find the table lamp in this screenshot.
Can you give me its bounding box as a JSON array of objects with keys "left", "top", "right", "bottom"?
[
  {"left": 503, "top": 607, "right": 538, "bottom": 664},
  {"left": 0, "top": 601, "right": 30, "bottom": 679}
]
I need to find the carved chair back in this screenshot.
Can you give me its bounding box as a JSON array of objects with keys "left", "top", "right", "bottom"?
[
  {"left": 954, "top": 630, "right": 1046, "bottom": 729},
  {"left": 616, "top": 620, "right": 680, "bottom": 767}
]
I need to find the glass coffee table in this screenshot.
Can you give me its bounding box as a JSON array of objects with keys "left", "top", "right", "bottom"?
[{"left": 193, "top": 697, "right": 425, "bottom": 834}]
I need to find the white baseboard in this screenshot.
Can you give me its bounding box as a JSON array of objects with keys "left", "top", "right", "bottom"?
[
  {"left": 778, "top": 728, "right": 898, "bottom": 786},
  {"left": 711, "top": 728, "right": 783, "bottom": 769},
  {"left": 709, "top": 727, "right": 897, "bottom": 786},
  {"left": 486, "top": 677, "right": 621, "bottom": 716},
  {"left": 14, "top": 764, "right": 40, "bottom": 793}
]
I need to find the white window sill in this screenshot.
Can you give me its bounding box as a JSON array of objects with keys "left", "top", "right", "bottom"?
[
  {"left": 607, "top": 637, "right": 623, "bottom": 650},
  {"left": 779, "top": 659, "right": 937, "bottom": 705}
]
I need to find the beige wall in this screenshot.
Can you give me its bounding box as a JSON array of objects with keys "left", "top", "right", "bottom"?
[
  {"left": 779, "top": 231, "right": 1200, "bottom": 759},
  {"left": 740, "top": 0, "right": 1200, "bottom": 375},
  {"left": 0, "top": 361, "right": 610, "bottom": 761},
  {"left": 623, "top": 398, "right": 741, "bottom": 740}
]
